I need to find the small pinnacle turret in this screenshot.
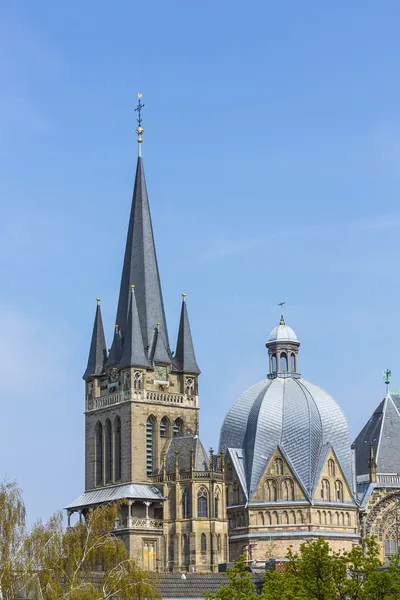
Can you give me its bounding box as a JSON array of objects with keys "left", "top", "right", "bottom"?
[
  {"left": 119, "top": 286, "right": 148, "bottom": 369},
  {"left": 106, "top": 324, "right": 122, "bottom": 366},
  {"left": 175, "top": 294, "right": 200, "bottom": 375},
  {"left": 83, "top": 300, "right": 107, "bottom": 380},
  {"left": 149, "top": 323, "right": 171, "bottom": 364}
]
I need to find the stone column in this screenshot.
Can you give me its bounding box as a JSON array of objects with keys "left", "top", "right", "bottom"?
[{"left": 144, "top": 501, "right": 151, "bottom": 522}]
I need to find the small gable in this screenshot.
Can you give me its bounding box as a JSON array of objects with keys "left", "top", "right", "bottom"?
[
  {"left": 314, "top": 447, "right": 354, "bottom": 503},
  {"left": 251, "top": 447, "right": 306, "bottom": 502}
]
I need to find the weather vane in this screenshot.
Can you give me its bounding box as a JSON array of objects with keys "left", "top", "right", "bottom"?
[
  {"left": 383, "top": 369, "right": 392, "bottom": 394},
  {"left": 135, "top": 93, "right": 145, "bottom": 154},
  {"left": 278, "top": 301, "right": 286, "bottom": 325},
  {"left": 278, "top": 301, "right": 286, "bottom": 310}
]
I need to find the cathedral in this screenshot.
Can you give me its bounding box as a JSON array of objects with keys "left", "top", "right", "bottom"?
[{"left": 66, "top": 98, "right": 400, "bottom": 570}]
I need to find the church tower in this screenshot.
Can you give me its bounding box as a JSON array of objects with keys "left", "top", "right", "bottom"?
[{"left": 66, "top": 96, "right": 228, "bottom": 572}]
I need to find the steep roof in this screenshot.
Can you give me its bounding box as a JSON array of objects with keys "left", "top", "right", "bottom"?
[
  {"left": 106, "top": 325, "right": 122, "bottom": 366},
  {"left": 174, "top": 296, "right": 200, "bottom": 374},
  {"left": 354, "top": 392, "right": 400, "bottom": 477},
  {"left": 83, "top": 302, "right": 107, "bottom": 380},
  {"left": 115, "top": 156, "right": 169, "bottom": 356},
  {"left": 149, "top": 325, "right": 172, "bottom": 364},
  {"left": 165, "top": 436, "right": 209, "bottom": 473},
  {"left": 119, "top": 287, "right": 148, "bottom": 369}
]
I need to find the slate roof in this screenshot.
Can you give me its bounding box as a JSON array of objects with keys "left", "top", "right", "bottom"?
[
  {"left": 155, "top": 573, "right": 263, "bottom": 598},
  {"left": 106, "top": 325, "right": 122, "bottom": 366},
  {"left": 115, "top": 156, "right": 170, "bottom": 355},
  {"left": 165, "top": 436, "right": 209, "bottom": 473},
  {"left": 83, "top": 303, "right": 107, "bottom": 380},
  {"left": 354, "top": 392, "right": 400, "bottom": 477},
  {"left": 174, "top": 296, "right": 200, "bottom": 375},
  {"left": 219, "top": 377, "right": 354, "bottom": 502},
  {"left": 65, "top": 483, "right": 164, "bottom": 510},
  {"left": 150, "top": 325, "right": 172, "bottom": 364},
  {"left": 119, "top": 287, "right": 148, "bottom": 369}
]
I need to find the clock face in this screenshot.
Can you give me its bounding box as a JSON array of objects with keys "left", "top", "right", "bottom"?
[{"left": 155, "top": 366, "right": 167, "bottom": 382}]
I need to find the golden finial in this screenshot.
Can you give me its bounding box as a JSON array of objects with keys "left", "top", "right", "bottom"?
[
  {"left": 156, "top": 322, "right": 160, "bottom": 327},
  {"left": 135, "top": 93, "right": 145, "bottom": 151},
  {"left": 131, "top": 284, "right": 135, "bottom": 289},
  {"left": 182, "top": 293, "right": 186, "bottom": 297},
  {"left": 96, "top": 297, "right": 101, "bottom": 303},
  {"left": 115, "top": 324, "right": 119, "bottom": 330}
]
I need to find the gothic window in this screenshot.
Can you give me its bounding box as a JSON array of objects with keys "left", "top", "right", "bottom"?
[
  {"left": 182, "top": 488, "right": 191, "bottom": 519},
  {"left": 290, "top": 510, "right": 296, "bottom": 524},
  {"left": 257, "top": 511, "right": 264, "bottom": 526},
  {"left": 265, "top": 479, "right": 277, "bottom": 501},
  {"left": 133, "top": 371, "right": 142, "bottom": 390},
  {"left": 282, "top": 511, "right": 289, "bottom": 524},
  {"left": 201, "top": 533, "right": 207, "bottom": 552},
  {"left": 146, "top": 416, "right": 156, "bottom": 475},
  {"left": 274, "top": 457, "right": 284, "bottom": 475},
  {"left": 297, "top": 510, "right": 303, "bottom": 524},
  {"left": 290, "top": 353, "right": 296, "bottom": 371},
  {"left": 280, "top": 352, "right": 288, "bottom": 371},
  {"left": 160, "top": 416, "right": 170, "bottom": 438},
  {"left": 328, "top": 459, "right": 336, "bottom": 477},
  {"left": 321, "top": 479, "right": 331, "bottom": 501},
  {"left": 335, "top": 480, "right": 344, "bottom": 502},
  {"left": 272, "top": 354, "right": 277, "bottom": 372},
  {"left": 105, "top": 419, "right": 112, "bottom": 484},
  {"left": 197, "top": 487, "right": 208, "bottom": 518},
  {"left": 282, "top": 478, "right": 294, "bottom": 501},
  {"left": 272, "top": 511, "right": 279, "bottom": 524},
  {"left": 113, "top": 416, "right": 121, "bottom": 481},
  {"left": 173, "top": 417, "right": 183, "bottom": 437},
  {"left": 185, "top": 377, "right": 195, "bottom": 396},
  {"left": 182, "top": 534, "right": 190, "bottom": 565},
  {"left": 95, "top": 422, "right": 103, "bottom": 486},
  {"left": 214, "top": 490, "right": 220, "bottom": 518}
]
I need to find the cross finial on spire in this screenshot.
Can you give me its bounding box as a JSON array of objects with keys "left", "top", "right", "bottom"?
[
  {"left": 383, "top": 369, "right": 392, "bottom": 394},
  {"left": 135, "top": 93, "right": 145, "bottom": 155}
]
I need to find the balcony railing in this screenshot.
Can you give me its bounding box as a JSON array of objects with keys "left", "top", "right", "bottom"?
[{"left": 86, "top": 388, "right": 196, "bottom": 412}]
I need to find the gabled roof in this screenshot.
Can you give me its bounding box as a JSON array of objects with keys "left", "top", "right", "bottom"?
[
  {"left": 115, "top": 156, "right": 169, "bottom": 355},
  {"left": 119, "top": 287, "right": 148, "bottom": 369},
  {"left": 354, "top": 392, "right": 400, "bottom": 477},
  {"left": 165, "top": 436, "right": 209, "bottom": 473},
  {"left": 174, "top": 295, "right": 200, "bottom": 375},
  {"left": 227, "top": 448, "right": 248, "bottom": 502},
  {"left": 156, "top": 573, "right": 264, "bottom": 598},
  {"left": 83, "top": 302, "right": 107, "bottom": 380}
]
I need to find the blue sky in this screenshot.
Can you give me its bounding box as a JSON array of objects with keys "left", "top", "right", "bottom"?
[{"left": 2, "top": 0, "right": 400, "bottom": 523}]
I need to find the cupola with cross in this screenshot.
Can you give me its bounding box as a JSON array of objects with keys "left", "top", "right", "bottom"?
[{"left": 266, "top": 305, "right": 300, "bottom": 378}]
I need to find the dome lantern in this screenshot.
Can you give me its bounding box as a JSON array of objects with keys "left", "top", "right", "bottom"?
[{"left": 266, "top": 314, "right": 300, "bottom": 379}]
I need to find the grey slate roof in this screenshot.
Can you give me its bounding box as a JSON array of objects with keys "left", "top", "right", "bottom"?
[
  {"left": 354, "top": 392, "right": 400, "bottom": 477},
  {"left": 119, "top": 287, "right": 148, "bottom": 369},
  {"left": 83, "top": 303, "right": 107, "bottom": 380},
  {"left": 150, "top": 325, "right": 172, "bottom": 365},
  {"left": 155, "top": 573, "right": 263, "bottom": 598},
  {"left": 219, "top": 377, "right": 354, "bottom": 502},
  {"left": 165, "top": 436, "right": 209, "bottom": 473},
  {"left": 106, "top": 325, "right": 122, "bottom": 366},
  {"left": 174, "top": 296, "right": 200, "bottom": 375},
  {"left": 65, "top": 483, "right": 164, "bottom": 510},
  {"left": 115, "top": 156, "right": 170, "bottom": 355}
]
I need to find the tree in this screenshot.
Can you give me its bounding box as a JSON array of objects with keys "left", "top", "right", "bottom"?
[
  {"left": 0, "top": 480, "right": 26, "bottom": 600},
  {"left": 205, "top": 555, "right": 256, "bottom": 600},
  {"left": 21, "top": 503, "right": 157, "bottom": 600}
]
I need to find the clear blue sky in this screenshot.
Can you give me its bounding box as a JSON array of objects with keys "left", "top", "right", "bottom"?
[{"left": 2, "top": 0, "right": 400, "bottom": 524}]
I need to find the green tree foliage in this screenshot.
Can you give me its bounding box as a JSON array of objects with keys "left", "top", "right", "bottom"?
[
  {"left": 0, "top": 480, "right": 26, "bottom": 599},
  {"left": 205, "top": 555, "right": 256, "bottom": 600}
]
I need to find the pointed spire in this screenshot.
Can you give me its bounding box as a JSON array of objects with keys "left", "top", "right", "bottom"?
[
  {"left": 119, "top": 286, "right": 148, "bottom": 369},
  {"left": 149, "top": 323, "right": 171, "bottom": 364},
  {"left": 175, "top": 294, "right": 200, "bottom": 375},
  {"left": 83, "top": 299, "right": 107, "bottom": 380},
  {"left": 115, "top": 156, "right": 170, "bottom": 358},
  {"left": 106, "top": 324, "right": 122, "bottom": 366}
]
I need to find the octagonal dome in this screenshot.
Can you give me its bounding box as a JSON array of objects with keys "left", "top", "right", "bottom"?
[
  {"left": 219, "top": 377, "right": 352, "bottom": 500},
  {"left": 268, "top": 323, "right": 298, "bottom": 342}
]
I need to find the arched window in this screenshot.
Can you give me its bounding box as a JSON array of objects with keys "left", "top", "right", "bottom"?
[
  {"left": 201, "top": 533, "right": 207, "bottom": 552},
  {"left": 290, "top": 353, "right": 296, "bottom": 371},
  {"left": 322, "top": 510, "right": 327, "bottom": 525},
  {"left": 257, "top": 511, "right": 264, "bottom": 526},
  {"left": 346, "top": 512, "right": 351, "bottom": 526},
  {"left": 173, "top": 418, "right": 183, "bottom": 437},
  {"left": 297, "top": 510, "right": 303, "bottom": 524},
  {"left": 265, "top": 479, "right": 277, "bottom": 501},
  {"left": 321, "top": 479, "right": 330, "bottom": 501},
  {"left": 280, "top": 353, "right": 288, "bottom": 371},
  {"left": 95, "top": 422, "right": 103, "bottom": 486},
  {"left": 214, "top": 490, "right": 220, "bottom": 518},
  {"left": 282, "top": 478, "right": 294, "bottom": 501},
  {"left": 317, "top": 510, "right": 321, "bottom": 524},
  {"left": 185, "top": 377, "right": 195, "bottom": 396},
  {"left": 274, "top": 458, "right": 284, "bottom": 475},
  {"left": 272, "top": 354, "right": 277, "bottom": 372},
  {"left": 282, "top": 511, "right": 289, "bottom": 524},
  {"left": 182, "top": 488, "right": 191, "bottom": 519},
  {"left": 160, "top": 416, "right": 170, "bottom": 438},
  {"left": 133, "top": 371, "right": 142, "bottom": 390},
  {"left": 197, "top": 487, "right": 208, "bottom": 518},
  {"left": 335, "top": 480, "right": 344, "bottom": 502},
  {"left": 182, "top": 534, "right": 189, "bottom": 565},
  {"left": 113, "top": 416, "right": 121, "bottom": 481},
  {"left": 146, "top": 416, "right": 156, "bottom": 475},
  {"left": 266, "top": 512, "right": 272, "bottom": 525},
  {"left": 328, "top": 459, "right": 335, "bottom": 477},
  {"left": 340, "top": 512, "right": 345, "bottom": 526},
  {"left": 272, "top": 511, "right": 279, "bottom": 524},
  {"left": 327, "top": 511, "right": 332, "bottom": 525},
  {"left": 290, "top": 510, "right": 296, "bottom": 524},
  {"left": 105, "top": 419, "right": 112, "bottom": 483},
  {"left": 335, "top": 511, "right": 340, "bottom": 525}
]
